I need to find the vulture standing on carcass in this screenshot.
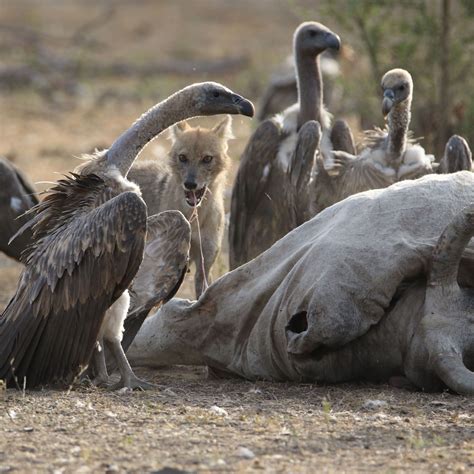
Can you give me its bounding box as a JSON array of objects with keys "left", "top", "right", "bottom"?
[
  {"left": 0, "top": 158, "right": 38, "bottom": 261},
  {"left": 312, "top": 68, "right": 434, "bottom": 214},
  {"left": 0, "top": 82, "right": 254, "bottom": 389},
  {"left": 438, "top": 134, "right": 472, "bottom": 173},
  {"left": 229, "top": 21, "right": 355, "bottom": 269}
]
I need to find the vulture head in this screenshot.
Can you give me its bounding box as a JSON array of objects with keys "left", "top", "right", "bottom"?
[
  {"left": 381, "top": 68, "right": 413, "bottom": 117},
  {"left": 193, "top": 82, "right": 254, "bottom": 117},
  {"left": 294, "top": 21, "right": 341, "bottom": 57}
]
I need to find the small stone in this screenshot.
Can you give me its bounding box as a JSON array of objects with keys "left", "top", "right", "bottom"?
[
  {"left": 362, "top": 399, "right": 388, "bottom": 410},
  {"left": 163, "top": 388, "right": 178, "bottom": 397},
  {"left": 236, "top": 447, "right": 255, "bottom": 459},
  {"left": 117, "top": 387, "right": 132, "bottom": 394},
  {"left": 429, "top": 400, "right": 450, "bottom": 407},
  {"left": 23, "top": 427, "right": 34, "bottom": 432},
  {"left": 104, "top": 464, "right": 119, "bottom": 473},
  {"left": 209, "top": 405, "right": 228, "bottom": 417}
]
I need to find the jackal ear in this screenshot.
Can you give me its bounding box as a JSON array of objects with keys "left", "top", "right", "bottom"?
[
  {"left": 168, "top": 120, "right": 191, "bottom": 142},
  {"left": 212, "top": 115, "right": 234, "bottom": 140}
]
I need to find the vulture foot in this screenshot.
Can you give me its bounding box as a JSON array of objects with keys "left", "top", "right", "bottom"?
[
  {"left": 91, "top": 375, "right": 113, "bottom": 388},
  {"left": 108, "top": 376, "right": 158, "bottom": 391},
  {"left": 105, "top": 338, "right": 157, "bottom": 390}
]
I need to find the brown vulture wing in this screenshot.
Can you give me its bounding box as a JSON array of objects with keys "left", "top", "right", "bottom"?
[
  {"left": 121, "top": 210, "right": 191, "bottom": 353},
  {"left": 229, "top": 119, "right": 283, "bottom": 269},
  {"left": 330, "top": 119, "right": 356, "bottom": 155},
  {"left": 0, "top": 175, "right": 146, "bottom": 388}
]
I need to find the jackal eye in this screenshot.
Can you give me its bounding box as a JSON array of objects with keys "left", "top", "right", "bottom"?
[
  {"left": 202, "top": 155, "right": 213, "bottom": 163},
  {"left": 178, "top": 154, "right": 188, "bottom": 163}
]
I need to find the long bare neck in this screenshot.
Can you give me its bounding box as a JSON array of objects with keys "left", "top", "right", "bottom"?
[
  {"left": 296, "top": 52, "right": 323, "bottom": 130},
  {"left": 387, "top": 98, "right": 411, "bottom": 161},
  {"left": 106, "top": 89, "right": 196, "bottom": 177}
]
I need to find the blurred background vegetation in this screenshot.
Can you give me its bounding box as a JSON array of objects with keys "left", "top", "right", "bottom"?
[{"left": 1, "top": 0, "right": 473, "bottom": 163}]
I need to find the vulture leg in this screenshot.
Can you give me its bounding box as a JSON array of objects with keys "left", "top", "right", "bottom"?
[
  {"left": 106, "top": 338, "right": 155, "bottom": 390},
  {"left": 91, "top": 340, "right": 111, "bottom": 387}
]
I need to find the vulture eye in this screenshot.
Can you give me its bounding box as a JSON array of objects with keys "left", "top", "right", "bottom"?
[
  {"left": 399, "top": 84, "right": 406, "bottom": 91},
  {"left": 178, "top": 154, "right": 188, "bottom": 163},
  {"left": 309, "top": 30, "right": 317, "bottom": 38},
  {"left": 213, "top": 91, "right": 220, "bottom": 98},
  {"left": 202, "top": 155, "right": 213, "bottom": 163}
]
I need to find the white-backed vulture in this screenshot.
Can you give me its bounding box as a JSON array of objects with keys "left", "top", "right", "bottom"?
[
  {"left": 0, "top": 158, "right": 38, "bottom": 261},
  {"left": 0, "top": 82, "right": 254, "bottom": 389},
  {"left": 229, "top": 21, "right": 353, "bottom": 269},
  {"left": 313, "top": 68, "right": 434, "bottom": 214},
  {"left": 438, "top": 134, "right": 472, "bottom": 173}
]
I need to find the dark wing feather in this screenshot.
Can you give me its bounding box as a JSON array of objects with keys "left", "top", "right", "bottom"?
[
  {"left": 121, "top": 210, "right": 191, "bottom": 353},
  {"left": 313, "top": 150, "right": 396, "bottom": 213},
  {"left": 356, "top": 127, "right": 388, "bottom": 153},
  {"left": 357, "top": 126, "right": 418, "bottom": 154},
  {"left": 438, "top": 135, "right": 473, "bottom": 174},
  {"left": 257, "top": 74, "right": 298, "bottom": 121},
  {"left": 330, "top": 119, "right": 356, "bottom": 155},
  {"left": 0, "top": 175, "right": 146, "bottom": 388},
  {"left": 0, "top": 158, "right": 38, "bottom": 261},
  {"left": 288, "top": 120, "right": 321, "bottom": 226},
  {"left": 229, "top": 119, "right": 282, "bottom": 269}
]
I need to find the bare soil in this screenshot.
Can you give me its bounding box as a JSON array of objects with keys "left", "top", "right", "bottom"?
[
  {"left": 1, "top": 1, "right": 473, "bottom": 472},
  {"left": 1, "top": 366, "right": 473, "bottom": 473}
]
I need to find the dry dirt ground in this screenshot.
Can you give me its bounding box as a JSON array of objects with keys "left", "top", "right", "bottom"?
[
  {"left": 1, "top": 367, "right": 473, "bottom": 473},
  {"left": 1, "top": 1, "right": 473, "bottom": 472}
]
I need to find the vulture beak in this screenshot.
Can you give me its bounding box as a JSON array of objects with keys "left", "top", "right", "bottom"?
[
  {"left": 382, "top": 89, "right": 395, "bottom": 117},
  {"left": 231, "top": 94, "right": 255, "bottom": 118},
  {"left": 326, "top": 32, "right": 341, "bottom": 51}
]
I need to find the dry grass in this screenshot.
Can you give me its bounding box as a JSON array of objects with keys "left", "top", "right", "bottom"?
[{"left": 1, "top": 1, "right": 473, "bottom": 472}]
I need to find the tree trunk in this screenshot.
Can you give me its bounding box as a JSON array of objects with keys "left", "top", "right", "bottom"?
[{"left": 437, "top": 0, "right": 451, "bottom": 157}]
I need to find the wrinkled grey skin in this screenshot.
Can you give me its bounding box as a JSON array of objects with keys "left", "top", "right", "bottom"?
[{"left": 128, "top": 173, "right": 474, "bottom": 394}]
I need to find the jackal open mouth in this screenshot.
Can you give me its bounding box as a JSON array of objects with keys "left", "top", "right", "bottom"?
[{"left": 185, "top": 187, "right": 206, "bottom": 207}]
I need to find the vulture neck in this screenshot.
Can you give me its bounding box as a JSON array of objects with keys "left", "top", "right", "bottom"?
[
  {"left": 106, "top": 89, "right": 195, "bottom": 177},
  {"left": 387, "top": 98, "right": 411, "bottom": 163},
  {"left": 296, "top": 52, "right": 323, "bottom": 131}
]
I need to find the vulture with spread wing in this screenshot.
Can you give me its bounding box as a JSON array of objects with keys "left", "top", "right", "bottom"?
[{"left": 0, "top": 82, "right": 254, "bottom": 389}]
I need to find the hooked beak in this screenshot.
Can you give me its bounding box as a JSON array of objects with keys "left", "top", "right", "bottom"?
[
  {"left": 382, "top": 89, "right": 395, "bottom": 117},
  {"left": 231, "top": 93, "right": 255, "bottom": 117},
  {"left": 326, "top": 32, "right": 341, "bottom": 51}
]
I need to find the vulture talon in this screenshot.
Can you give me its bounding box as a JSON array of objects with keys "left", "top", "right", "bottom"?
[{"left": 108, "top": 377, "right": 158, "bottom": 392}]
